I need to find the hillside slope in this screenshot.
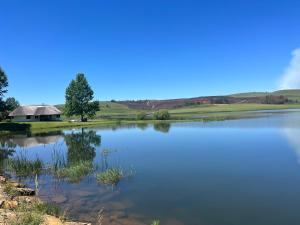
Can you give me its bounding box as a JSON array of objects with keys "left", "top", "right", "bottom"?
[{"left": 230, "top": 89, "right": 300, "bottom": 101}]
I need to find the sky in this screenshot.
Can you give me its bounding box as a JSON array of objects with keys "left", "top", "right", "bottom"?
[{"left": 0, "top": 0, "right": 300, "bottom": 104}]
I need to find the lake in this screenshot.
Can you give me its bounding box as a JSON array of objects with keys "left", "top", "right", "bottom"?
[{"left": 1, "top": 110, "right": 300, "bottom": 225}]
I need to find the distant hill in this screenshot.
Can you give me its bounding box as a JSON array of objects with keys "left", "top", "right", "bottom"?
[
  {"left": 56, "top": 89, "right": 300, "bottom": 111},
  {"left": 230, "top": 89, "right": 300, "bottom": 101},
  {"left": 118, "top": 89, "right": 300, "bottom": 109}
]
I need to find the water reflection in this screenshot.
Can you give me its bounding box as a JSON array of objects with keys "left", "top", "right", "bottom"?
[
  {"left": 64, "top": 128, "right": 101, "bottom": 164},
  {"left": 282, "top": 128, "right": 300, "bottom": 163},
  {"left": 0, "top": 136, "right": 16, "bottom": 171},
  {"left": 136, "top": 123, "right": 149, "bottom": 131},
  {"left": 153, "top": 123, "right": 171, "bottom": 133},
  {"left": 9, "top": 133, "right": 62, "bottom": 148}
]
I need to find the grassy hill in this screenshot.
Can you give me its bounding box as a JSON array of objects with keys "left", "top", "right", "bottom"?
[
  {"left": 230, "top": 89, "right": 300, "bottom": 101},
  {"left": 55, "top": 89, "right": 300, "bottom": 120}
]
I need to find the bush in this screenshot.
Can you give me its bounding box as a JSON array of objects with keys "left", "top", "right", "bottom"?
[
  {"left": 153, "top": 110, "right": 170, "bottom": 120},
  {"left": 136, "top": 112, "right": 147, "bottom": 120}
]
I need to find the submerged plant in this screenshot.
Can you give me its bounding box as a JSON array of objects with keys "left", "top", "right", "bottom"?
[{"left": 96, "top": 168, "right": 123, "bottom": 185}]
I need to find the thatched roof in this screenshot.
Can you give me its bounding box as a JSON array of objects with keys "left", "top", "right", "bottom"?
[{"left": 9, "top": 105, "right": 61, "bottom": 116}]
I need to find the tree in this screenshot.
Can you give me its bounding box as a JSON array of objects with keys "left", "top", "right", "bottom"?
[
  {"left": 65, "top": 73, "right": 100, "bottom": 121},
  {"left": 0, "top": 67, "right": 8, "bottom": 111},
  {"left": 136, "top": 112, "right": 147, "bottom": 120},
  {"left": 153, "top": 110, "right": 170, "bottom": 120},
  {"left": 5, "top": 97, "right": 20, "bottom": 111},
  {"left": 0, "top": 67, "right": 8, "bottom": 99},
  {"left": 0, "top": 97, "right": 20, "bottom": 120}
]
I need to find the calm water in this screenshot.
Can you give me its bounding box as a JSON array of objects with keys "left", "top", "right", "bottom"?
[{"left": 2, "top": 110, "right": 300, "bottom": 225}]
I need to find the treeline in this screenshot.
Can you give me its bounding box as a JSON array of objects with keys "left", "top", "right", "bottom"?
[{"left": 261, "top": 95, "right": 289, "bottom": 104}]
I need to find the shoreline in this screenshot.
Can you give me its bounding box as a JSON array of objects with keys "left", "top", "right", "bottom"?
[
  {"left": 0, "top": 174, "right": 91, "bottom": 225},
  {"left": 2, "top": 107, "right": 300, "bottom": 135}
]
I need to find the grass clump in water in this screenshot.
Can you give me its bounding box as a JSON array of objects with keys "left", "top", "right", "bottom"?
[
  {"left": 96, "top": 168, "right": 123, "bottom": 185},
  {"left": 5, "top": 154, "right": 43, "bottom": 177},
  {"left": 151, "top": 220, "right": 160, "bottom": 225},
  {"left": 54, "top": 161, "right": 94, "bottom": 183}
]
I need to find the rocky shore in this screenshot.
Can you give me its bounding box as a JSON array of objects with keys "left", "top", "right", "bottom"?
[{"left": 0, "top": 175, "right": 91, "bottom": 225}]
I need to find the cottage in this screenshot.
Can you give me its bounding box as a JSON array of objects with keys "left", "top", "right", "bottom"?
[{"left": 9, "top": 105, "right": 62, "bottom": 122}]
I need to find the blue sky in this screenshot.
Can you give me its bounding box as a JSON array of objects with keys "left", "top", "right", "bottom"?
[{"left": 0, "top": 0, "right": 300, "bottom": 104}]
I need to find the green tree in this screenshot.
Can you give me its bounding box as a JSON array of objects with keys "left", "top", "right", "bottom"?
[
  {"left": 0, "top": 67, "right": 8, "bottom": 99},
  {"left": 65, "top": 73, "right": 99, "bottom": 121},
  {"left": 5, "top": 97, "right": 20, "bottom": 111},
  {"left": 0, "top": 97, "right": 20, "bottom": 120},
  {"left": 0, "top": 67, "right": 8, "bottom": 112},
  {"left": 136, "top": 112, "right": 147, "bottom": 120},
  {"left": 153, "top": 110, "right": 170, "bottom": 120}
]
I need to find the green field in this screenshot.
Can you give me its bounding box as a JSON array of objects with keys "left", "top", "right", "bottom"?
[{"left": 95, "top": 102, "right": 300, "bottom": 120}]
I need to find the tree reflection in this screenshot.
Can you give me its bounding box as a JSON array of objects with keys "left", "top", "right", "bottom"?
[
  {"left": 0, "top": 136, "right": 16, "bottom": 171},
  {"left": 64, "top": 128, "right": 101, "bottom": 164},
  {"left": 153, "top": 123, "right": 171, "bottom": 133},
  {"left": 136, "top": 123, "right": 148, "bottom": 130}
]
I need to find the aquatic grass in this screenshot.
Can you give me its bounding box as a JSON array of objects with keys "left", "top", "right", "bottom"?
[
  {"left": 51, "top": 143, "right": 67, "bottom": 172},
  {"left": 151, "top": 220, "right": 160, "bottom": 225},
  {"left": 5, "top": 154, "right": 44, "bottom": 177},
  {"left": 54, "top": 161, "right": 94, "bottom": 183},
  {"left": 96, "top": 168, "right": 123, "bottom": 185}
]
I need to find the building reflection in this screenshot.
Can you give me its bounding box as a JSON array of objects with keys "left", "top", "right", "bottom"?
[{"left": 8, "top": 132, "right": 63, "bottom": 148}]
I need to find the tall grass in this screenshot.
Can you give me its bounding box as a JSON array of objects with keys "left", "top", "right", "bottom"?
[
  {"left": 5, "top": 153, "right": 43, "bottom": 177},
  {"left": 10, "top": 201, "right": 60, "bottom": 225}
]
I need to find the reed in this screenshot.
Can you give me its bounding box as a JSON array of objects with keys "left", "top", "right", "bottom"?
[{"left": 5, "top": 154, "right": 43, "bottom": 177}]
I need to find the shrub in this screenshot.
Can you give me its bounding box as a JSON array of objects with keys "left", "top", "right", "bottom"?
[
  {"left": 136, "top": 112, "right": 147, "bottom": 120},
  {"left": 153, "top": 110, "right": 170, "bottom": 120}
]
